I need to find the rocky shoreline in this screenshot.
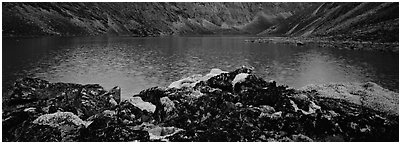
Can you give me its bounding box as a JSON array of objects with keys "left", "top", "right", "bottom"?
[
  {"left": 245, "top": 37, "right": 399, "bottom": 53},
  {"left": 2, "top": 67, "right": 399, "bottom": 142}
]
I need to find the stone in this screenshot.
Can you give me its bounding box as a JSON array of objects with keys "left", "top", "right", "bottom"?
[
  {"left": 168, "top": 74, "right": 203, "bottom": 89},
  {"left": 131, "top": 123, "right": 184, "bottom": 141},
  {"left": 301, "top": 82, "right": 399, "bottom": 115},
  {"left": 7, "top": 78, "right": 50, "bottom": 106},
  {"left": 107, "top": 86, "right": 121, "bottom": 104},
  {"left": 109, "top": 98, "right": 118, "bottom": 107},
  {"left": 18, "top": 124, "right": 62, "bottom": 142},
  {"left": 291, "top": 134, "right": 313, "bottom": 142},
  {"left": 2, "top": 66, "right": 399, "bottom": 142},
  {"left": 80, "top": 111, "right": 150, "bottom": 142},
  {"left": 160, "top": 97, "right": 177, "bottom": 121},
  {"left": 126, "top": 97, "right": 156, "bottom": 113},
  {"left": 147, "top": 126, "right": 185, "bottom": 141},
  {"left": 203, "top": 68, "right": 229, "bottom": 80},
  {"left": 23, "top": 107, "right": 36, "bottom": 112},
  {"left": 295, "top": 41, "right": 305, "bottom": 46},
  {"left": 235, "top": 102, "right": 244, "bottom": 107},
  {"left": 168, "top": 68, "right": 228, "bottom": 89},
  {"left": 33, "top": 111, "right": 90, "bottom": 128},
  {"left": 32, "top": 112, "right": 91, "bottom": 141},
  {"left": 289, "top": 100, "right": 321, "bottom": 115},
  {"left": 258, "top": 105, "right": 276, "bottom": 113},
  {"left": 2, "top": 109, "right": 45, "bottom": 141},
  {"left": 232, "top": 73, "right": 250, "bottom": 87},
  {"left": 116, "top": 100, "right": 153, "bottom": 124}
]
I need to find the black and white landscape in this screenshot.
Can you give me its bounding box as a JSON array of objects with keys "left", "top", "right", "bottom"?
[{"left": 2, "top": 2, "right": 399, "bottom": 142}]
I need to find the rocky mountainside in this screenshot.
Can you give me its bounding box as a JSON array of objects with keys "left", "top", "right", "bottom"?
[
  {"left": 2, "top": 2, "right": 313, "bottom": 37},
  {"left": 259, "top": 2, "right": 399, "bottom": 43},
  {"left": 3, "top": 67, "right": 399, "bottom": 142},
  {"left": 3, "top": 2, "right": 398, "bottom": 43}
]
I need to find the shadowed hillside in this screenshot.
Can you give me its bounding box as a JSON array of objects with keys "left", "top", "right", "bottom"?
[
  {"left": 2, "top": 2, "right": 313, "bottom": 37},
  {"left": 2, "top": 2, "right": 397, "bottom": 43},
  {"left": 258, "top": 2, "right": 399, "bottom": 43}
]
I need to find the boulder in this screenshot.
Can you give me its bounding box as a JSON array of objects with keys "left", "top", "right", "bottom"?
[
  {"left": 5, "top": 78, "right": 115, "bottom": 120},
  {"left": 159, "top": 97, "right": 178, "bottom": 121},
  {"left": 33, "top": 112, "right": 90, "bottom": 141},
  {"left": 168, "top": 68, "right": 228, "bottom": 89},
  {"left": 80, "top": 109, "right": 150, "bottom": 142},
  {"left": 301, "top": 82, "right": 399, "bottom": 116},
  {"left": 2, "top": 67, "right": 399, "bottom": 142},
  {"left": 33, "top": 111, "right": 91, "bottom": 128},
  {"left": 232, "top": 73, "right": 250, "bottom": 87},
  {"left": 168, "top": 74, "right": 203, "bottom": 89},
  {"left": 80, "top": 118, "right": 150, "bottom": 141},
  {"left": 126, "top": 97, "right": 156, "bottom": 113},
  {"left": 18, "top": 124, "right": 62, "bottom": 142},
  {"left": 2, "top": 108, "right": 46, "bottom": 141},
  {"left": 105, "top": 86, "right": 121, "bottom": 104},
  {"left": 148, "top": 126, "right": 184, "bottom": 141},
  {"left": 291, "top": 134, "right": 313, "bottom": 142}
]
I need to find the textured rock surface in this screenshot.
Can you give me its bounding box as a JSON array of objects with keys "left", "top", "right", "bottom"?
[
  {"left": 301, "top": 82, "right": 399, "bottom": 116},
  {"left": 2, "top": 67, "right": 399, "bottom": 142},
  {"left": 2, "top": 2, "right": 312, "bottom": 37},
  {"left": 126, "top": 97, "right": 156, "bottom": 113},
  {"left": 259, "top": 2, "right": 398, "bottom": 43},
  {"left": 3, "top": 2, "right": 398, "bottom": 47}
]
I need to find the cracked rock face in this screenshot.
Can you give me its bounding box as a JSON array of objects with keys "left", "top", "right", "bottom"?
[{"left": 2, "top": 67, "right": 399, "bottom": 142}]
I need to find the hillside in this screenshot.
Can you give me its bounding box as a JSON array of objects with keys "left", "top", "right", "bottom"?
[
  {"left": 258, "top": 2, "right": 399, "bottom": 43},
  {"left": 2, "top": 2, "right": 398, "bottom": 43},
  {"left": 2, "top": 2, "right": 313, "bottom": 37}
]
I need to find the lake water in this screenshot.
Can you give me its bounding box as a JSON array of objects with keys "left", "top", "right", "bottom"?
[{"left": 3, "top": 36, "right": 399, "bottom": 99}]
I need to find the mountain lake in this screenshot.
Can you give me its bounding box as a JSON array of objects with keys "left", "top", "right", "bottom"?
[{"left": 3, "top": 36, "right": 399, "bottom": 99}]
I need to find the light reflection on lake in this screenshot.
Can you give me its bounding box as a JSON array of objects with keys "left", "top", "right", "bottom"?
[{"left": 3, "top": 36, "right": 398, "bottom": 99}]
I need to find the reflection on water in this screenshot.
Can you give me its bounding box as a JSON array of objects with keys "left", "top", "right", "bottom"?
[{"left": 3, "top": 36, "right": 399, "bottom": 99}]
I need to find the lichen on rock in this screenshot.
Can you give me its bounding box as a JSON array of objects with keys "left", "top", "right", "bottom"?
[{"left": 33, "top": 111, "right": 91, "bottom": 128}]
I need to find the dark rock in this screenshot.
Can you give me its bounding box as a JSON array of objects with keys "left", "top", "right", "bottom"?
[
  {"left": 2, "top": 78, "right": 131, "bottom": 141},
  {"left": 2, "top": 106, "right": 47, "bottom": 141},
  {"left": 159, "top": 96, "right": 178, "bottom": 122},
  {"left": 295, "top": 41, "right": 304, "bottom": 46},
  {"left": 105, "top": 86, "right": 121, "bottom": 104},
  {"left": 291, "top": 134, "right": 313, "bottom": 142},
  {"left": 2, "top": 67, "right": 398, "bottom": 142},
  {"left": 18, "top": 124, "right": 62, "bottom": 142},
  {"left": 80, "top": 110, "right": 150, "bottom": 142},
  {"left": 4, "top": 78, "right": 118, "bottom": 120},
  {"left": 32, "top": 111, "right": 89, "bottom": 141},
  {"left": 116, "top": 100, "right": 154, "bottom": 125},
  {"left": 7, "top": 78, "right": 51, "bottom": 105},
  {"left": 206, "top": 73, "right": 235, "bottom": 92},
  {"left": 136, "top": 87, "right": 167, "bottom": 106}
]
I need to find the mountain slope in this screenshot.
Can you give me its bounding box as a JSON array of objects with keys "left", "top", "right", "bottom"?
[
  {"left": 258, "top": 2, "right": 399, "bottom": 43},
  {"left": 2, "top": 2, "right": 313, "bottom": 37}
]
